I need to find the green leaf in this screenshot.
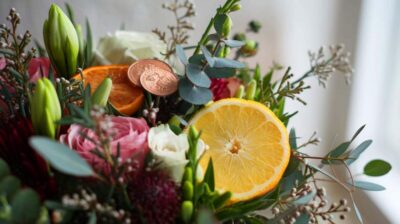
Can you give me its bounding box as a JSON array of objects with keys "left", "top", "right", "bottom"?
[
  {"left": 307, "top": 163, "right": 342, "bottom": 184},
  {"left": 176, "top": 45, "right": 188, "bottom": 65},
  {"left": 203, "top": 159, "right": 215, "bottom": 191},
  {"left": 186, "top": 64, "right": 211, "bottom": 88},
  {"left": 352, "top": 200, "right": 364, "bottom": 224},
  {"left": 84, "top": 18, "right": 93, "bottom": 68},
  {"left": 294, "top": 213, "right": 310, "bottom": 224},
  {"left": 29, "top": 137, "right": 94, "bottom": 177},
  {"left": 363, "top": 159, "right": 392, "bottom": 176},
  {"left": 289, "top": 128, "right": 297, "bottom": 150},
  {"left": 204, "top": 67, "right": 236, "bottom": 78},
  {"left": 11, "top": 189, "right": 41, "bottom": 223},
  {"left": 352, "top": 180, "right": 385, "bottom": 191},
  {"left": 200, "top": 46, "right": 215, "bottom": 67},
  {"left": 0, "top": 159, "right": 10, "bottom": 181},
  {"left": 213, "top": 58, "right": 245, "bottom": 68},
  {"left": 346, "top": 140, "right": 373, "bottom": 165},
  {"left": 322, "top": 141, "right": 350, "bottom": 164},
  {"left": 351, "top": 124, "right": 366, "bottom": 142},
  {"left": 223, "top": 39, "right": 245, "bottom": 48},
  {"left": 87, "top": 212, "right": 97, "bottom": 224},
  {"left": 179, "top": 78, "right": 212, "bottom": 105},
  {"left": 0, "top": 175, "right": 21, "bottom": 200},
  {"left": 64, "top": 3, "right": 76, "bottom": 25},
  {"left": 213, "top": 14, "right": 229, "bottom": 37},
  {"left": 188, "top": 54, "right": 205, "bottom": 65}
]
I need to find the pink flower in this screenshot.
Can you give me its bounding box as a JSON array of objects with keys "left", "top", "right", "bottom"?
[
  {"left": 210, "top": 77, "right": 241, "bottom": 101},
  {"left": 28, "top": 57, "right": 51, "bottom": 83},
  {"left": 0, "top": 57, "right": 6, "bottom": 70},
  {"left": 60, "top": 116, "right": 149, "bottom": 173}
]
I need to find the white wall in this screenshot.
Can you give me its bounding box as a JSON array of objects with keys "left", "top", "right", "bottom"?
[{"left": 1, "top": 0, "right": 391, "bottom": 223}]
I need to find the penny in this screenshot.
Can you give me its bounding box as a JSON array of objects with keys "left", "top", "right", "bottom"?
[
  {"left": 128, "top": 59, "right": 173, "bottom": 87},
  {"left": 140, "top": 66, "right": 178, "bottom": 96}
]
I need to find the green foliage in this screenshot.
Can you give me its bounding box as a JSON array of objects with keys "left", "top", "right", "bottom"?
[
  {"left": 29, "top": 136, "right": 94, "bottom": 177},
  {"left": 363, "top": 159, "right": 392, "bottom": 176},
  {"left": 352, "top": 181, "right": 385, "bottom": 191},
  {"left": 0, "top": 159, "right": 46, "bottom": 223}
]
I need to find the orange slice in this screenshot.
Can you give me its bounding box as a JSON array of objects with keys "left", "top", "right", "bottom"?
[
  {"left": 189, "top": 98, "right": 290, "bottom": 202},
  {"left": 74, "top": 65, "right": 144, "bottom": 115}
]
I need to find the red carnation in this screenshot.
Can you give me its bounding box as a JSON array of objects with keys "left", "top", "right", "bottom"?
[
  {"left": 128, "top": 171, "right": 181, "bottom": 224},
  {"left": 210, "top": 77, "right": 241, "bottom": 101}
]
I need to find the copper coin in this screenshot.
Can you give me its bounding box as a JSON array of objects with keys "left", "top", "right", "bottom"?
[
  {"left": 128, "top": 59, "right": 173, "bottom": 87},
  {"left": 140, "top": 66, "right": 178, "bottom": 96}
]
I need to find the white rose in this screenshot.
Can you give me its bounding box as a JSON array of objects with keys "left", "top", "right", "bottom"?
[
  {"left": 148, "top": 124, "right": 205, "bottom": 183},
  {"left": 92, "top": 31, "right": 167, "bottom": 65}
]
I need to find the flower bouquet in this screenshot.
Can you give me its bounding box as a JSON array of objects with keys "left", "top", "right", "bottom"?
[{"left": 0, "top": 1, "right": 392, "bottom": 223}]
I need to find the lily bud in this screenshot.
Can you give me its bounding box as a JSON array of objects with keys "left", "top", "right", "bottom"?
[
  {"left": 43, "top": 4, "right": 79, "bottom": 78},
  {"left": 214, "top": 14, "right": 232, "bottom": 38},
  {"left": 229, "top": 4, "right": 242, "bottom": 12},
  {"left": 181, "top": 201, "right": 193, "bottom": 223},
  {"left": 91, "top": 77, "right": 112, "bottom": 107},
  {"left": 75, "top": 24, "right": 85, "bottom": 68},
  {"left": 245, "top": 79, "right": 257, "bottom": 100},
  {"left": 30, "top": 78, "right": 61, "bottom": 139},
  {"left": 234, "top": 85, "right": 245, "bottom": 98}
]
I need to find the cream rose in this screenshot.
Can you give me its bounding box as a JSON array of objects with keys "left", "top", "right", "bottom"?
[
  {"left": 148, "top": 124, "right": 205, "bottom": 183},
  {"left": 92, "top": 31, "right": 167, "bottom": 65}
]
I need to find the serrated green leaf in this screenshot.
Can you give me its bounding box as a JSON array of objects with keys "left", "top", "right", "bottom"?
[
  {"left": 363, "top": 159, "right": 391, "bottom": 176},
  {"left": 346, "top": 140, "right": 373, "bottom": 165},
  {"left": 352, "top": 180, "right": 385, "bottom": 191},
  {"left": 11, "top": 189, "right": 41, "bottom": 223},
  {"left": 176, "top": 45, "right": 188, "bottom": 65},
  {"left": 179, "top": 78, "right": 212, "bottom": 105},
  {"left": 186, "top": 64, "right": 211, "bottom": 88},
  {"left": 29, "top": 137, "right": 94, "bottom": 177}
]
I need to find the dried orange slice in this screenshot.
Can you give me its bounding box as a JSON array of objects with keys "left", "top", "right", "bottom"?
[
  {"left": 189, "top": 98, "right": 290, "bottom": 202},
  {"left": 74, "top": 65, "right": 144, "bottom": 115}
]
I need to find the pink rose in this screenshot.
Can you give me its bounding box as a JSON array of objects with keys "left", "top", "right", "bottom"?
[
  {"left": 28, "top": 57, "right": 51, "bottom": 83},
  {"left": 60, "top": 116, "right": 149, "bottom": 173},
  {"left": 210, "top": 77, "right": 241, "bottom": 101},
  {"left": 0, "top": 57, "right": 6, "bottom": 70}
]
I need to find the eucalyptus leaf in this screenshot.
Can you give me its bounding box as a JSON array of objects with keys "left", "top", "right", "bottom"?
[
  {"left": 200, "top": 45, "right": 215, "bottom": 67},
  {"left": 352, "top": 180, "right": 385, "bottom": 191},
  {"left": 353, "top": 200, "right": 364, "bottom": 224},
  {"left": 29, "top": 137, "right": 94, "bottom": 177},
  {"left": 213, "top": 58, "right": 245, "bottom": 68},
  {"left": 186, "top": 64, "right": 211, "bottom": 88},
  {"left": 223, "top": 39, "right": 245, "bottom": 48},
  {"left": 189, "top": 54, "right": 205, "bottom": 65},
  {"left": 346, "top": 140, "right": 373, "bottom": 165},
  {"left": 322, "top": 141, "right": 350, "bottom": 164},
  {"left": 204, "top": 67, "right": 236, "bottom": 78},
  {"left": 294, "top": 213, "right": 310, "bottom": 224},
  {"left": 307, "top": 163, "right": 342, "bottom": 184},
  {"left": 176, "top": 45, "right": 188, "bottom": 65},
  {"left": 179, "top": 78, "right": 212, "bottom": 105},
  {"left": 351, "top": 124, "right": 366, "bottom": 142},
  {"left": 11, "top": 189, "right": 41, "bottom": 223},
  {"left": 0, "top": 175, "right": 21, "bottom": 200},
  {"left": 363, "top": 159, "right": 391, "bottom": 176}
]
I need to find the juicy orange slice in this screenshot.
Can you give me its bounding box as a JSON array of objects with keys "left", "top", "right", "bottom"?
[
  {"left": 189, "top": 98, "right": 290, "bottom": 202},
  {"left": 74, "top": 65, "right": 144, "bottom": 115}
]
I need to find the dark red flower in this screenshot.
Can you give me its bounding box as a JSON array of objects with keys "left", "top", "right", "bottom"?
[
  {"left": 0, "top": 117, "right": 56, "bottom": 199},
  {"left": 129, "top": 171, "right": 181, "bottom": 224},
  {"left": 28, "top": 57, "right": 51, "bottom": 83},
  {"left": 210, "top": 77, "right": 241, "bottom": 101}
]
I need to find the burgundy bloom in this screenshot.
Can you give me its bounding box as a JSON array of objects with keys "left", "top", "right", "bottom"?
[
  {"left": 0, "top": 117, "right": 56, "bottom": 199},
  {"left": 129, "top": 171, "right": 181, "bottom": 224},
  {"left": 210, "top": 77, "right": 241, "bottom": 101},
  {"left": 28, "top": 57, "right": 51, "bottom": 83}
]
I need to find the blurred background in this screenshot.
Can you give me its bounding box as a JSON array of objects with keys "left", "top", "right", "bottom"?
[{"left": 0, "top": 0, "right": 398, "bottom": 223}]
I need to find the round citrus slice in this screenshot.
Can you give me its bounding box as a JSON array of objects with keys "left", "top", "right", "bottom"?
[
  {"left": 74, "top": 65, "right": 144, "bottom": 115},
  {"left": 189, "top": 98, "right": 290, "bottom": 202}
]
